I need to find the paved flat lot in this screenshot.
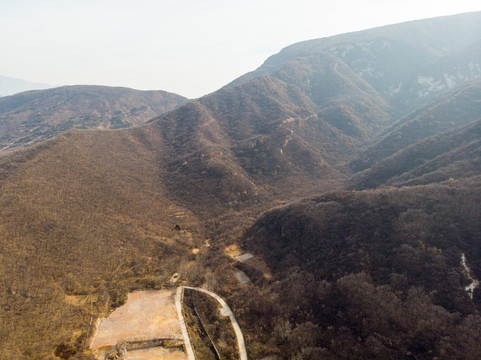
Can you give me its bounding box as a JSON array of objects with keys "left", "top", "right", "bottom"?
[{"left": 91, "top": 290, "right": 183, "bottom": 349}]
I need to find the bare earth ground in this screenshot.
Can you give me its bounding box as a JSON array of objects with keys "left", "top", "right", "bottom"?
[
  {"left": 125, "top": 348, "right": 187, "bottom": 360},
  {"left": 91, "top": 290, "right": 183, "bottom": 349}
]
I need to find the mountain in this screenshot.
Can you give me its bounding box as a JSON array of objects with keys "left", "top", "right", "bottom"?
[
  {"left": 350, "top": 118, "right": 481, "bottom": 189},
  {"left": 350, "top": 79, "right": 481, "bottom": 172},
  {"left": 0, "top": 85, "right": 188, "bottom": 151},
  {"left": 260, "top": 52, "right": 392, "bottom": 139},
  {"left": 230, "top": 11, "right": 481, "bottom": 120},
  {"left": 0, "top": 74, "right": 52, "bottom": 97},
  {"left": 0, "top": 76, "right": 349, "bottom": 358},
  {"left": 240, "top": 185, "right": 481, "bottom": 359},
  {"left": 151, "top": 75, "right": 352, "bottom": 211},
  {"left": 0, "top": 12, "right": 481, "bottom": 360}
]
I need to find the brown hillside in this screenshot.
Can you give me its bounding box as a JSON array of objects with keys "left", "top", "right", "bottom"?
[
  {"left": 0, "top": 128, "right": 203, "bottom": 358},
  {"left": 351, "top": 118, "right": 481, "bottom": 189},
  {"left": 240, "top": 185, "right": 481, "bottom": 359},
  {"left": 1, "top": 12, "right": 481, "bottom": 360},
  {"left": 0, "top": 85, "right": 188, "bottom": 152},
  {"left": 0, "top": 74, "right": 349, "bottom": 358},
  {"left": 351, "top": 80, "right": 481, "bottom": 172}
]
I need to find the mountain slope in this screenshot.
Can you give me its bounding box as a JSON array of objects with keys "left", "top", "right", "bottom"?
[
  {"left": 0, "top": 74, "right": 52, "bottom": 97},
  {"left": 350, "top": 80, "right": 481, "bottom": 172},
  {"left": 0, "top": 128, "right": 206, "bottom": 358},
  {"left": 228, "top": 51, "right": 392, "bottom": 141},
  {"left": 240, "top": 186, "right": 481, "bottom": 359},
  {"left": 0, "top": 74, "right": 349, "bottom": 358},
  {"left": 0, "top": 11, "right": 481, "bottom": 360},
  {"left": 230, "top": 11, "right": 481, "bottom": 119},
  {"left": 269, "top": 53, "right": 391, "bottom": 138},
  {"left": 148, "top": 75, "right": 349, "bottom": 212},
  {"left": 0, "top": 85, "right": 188, "bottom": 152},
  {"left": 350, "top": 118, "right": 481, "bottom": 189}
]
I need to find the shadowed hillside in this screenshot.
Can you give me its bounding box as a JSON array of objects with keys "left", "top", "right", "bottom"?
[
  {"left": 239, "top": 186, "right": 481, "bottom": 359},
  {"left": 263, "top": 53, "right": 391, "bottom": 139},
  {"left": 151, "top": 75, "right": 350, "bottom": 214},
  {"left": 0, "top": 85, "right": 188, "bottom": 152}
]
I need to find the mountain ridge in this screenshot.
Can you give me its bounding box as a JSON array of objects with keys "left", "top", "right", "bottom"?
[
  {"left": 228, "top": 11, "right": 481, "bottom": 119},
  {"left": 350, "top": 118, "right": 481, "bottom": 189},
  {"left": 350, "top": 79, "right": 481, "bottom": 172},
  {"left": 1, "top": 11, "right": 481, "bottom": 359},
  {"left": 0, "top": 85, "right": 188, "bottom": 152}
]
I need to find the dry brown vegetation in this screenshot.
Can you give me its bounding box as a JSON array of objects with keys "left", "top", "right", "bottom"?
[
  {"left": 1, "top": 11, "right": 481, "bottom": 360},
  {"left": 238, "top": 184, "right": 481, "bottom": 359},
  {"left": 182, "top": 289, "right": 238, "bottom": 359},
  {"left": 0, "top": 85, "right": 187, "bottom": 152},
  {"left": 0, "top": 129, "right": 205, "bottom": 358},
  {"left": 0, "top": 87, "right": 345, "bottom": 357},
  {"left": 350, "top": 80, "right": 481, "bottom": 172}
]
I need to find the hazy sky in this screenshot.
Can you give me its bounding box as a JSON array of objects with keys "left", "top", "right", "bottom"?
[{"left": 1, "top": 0, "right": 480, "bottom": 98}]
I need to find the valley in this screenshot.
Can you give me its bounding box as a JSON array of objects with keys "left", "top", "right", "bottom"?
[{"left": 1, "top": 11, "right": 481, "bottom": 360}]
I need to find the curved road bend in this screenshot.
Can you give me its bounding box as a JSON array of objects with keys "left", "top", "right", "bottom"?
[{"left": 175, "top": 286, "right": 248, "bottom": 360}]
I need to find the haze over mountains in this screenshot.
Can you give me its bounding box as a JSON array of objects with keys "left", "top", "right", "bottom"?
[
  {"left": 1, "top": 11, "right": 481, "bottom": 359},
  {"left": 231, "top": 11, "right": 481, "bottom": 117},
  {"left": 0, "top": 74, "right": 52, "bottom": 97}
]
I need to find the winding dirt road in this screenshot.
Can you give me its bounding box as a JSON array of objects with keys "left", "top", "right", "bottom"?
[{"left": 175, "top": 286, "right": 248, "bottom": 360}]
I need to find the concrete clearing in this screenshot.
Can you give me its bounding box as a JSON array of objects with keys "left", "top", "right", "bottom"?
[{"left": 90, "top": 287, "right": 247, "bottom": 359}]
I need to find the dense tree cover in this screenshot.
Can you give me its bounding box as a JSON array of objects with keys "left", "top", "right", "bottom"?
[{"left": 236, "top": 185, "right": 481, "bottom": 359}]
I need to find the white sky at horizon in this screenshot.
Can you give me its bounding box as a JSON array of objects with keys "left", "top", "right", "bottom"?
[{"left": 1, "top": 0, "right": 480, "bottom": 98}]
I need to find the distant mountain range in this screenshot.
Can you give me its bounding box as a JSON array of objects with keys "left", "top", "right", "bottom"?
[
  {"left": 0, "top": 85, "right": 188, "bottom": 151},
  {"left": 1, "top": 11, "right": 481, "bottom": 360},
  {"left": 0, "top": 74, "right": 52, "bottom": 96}
]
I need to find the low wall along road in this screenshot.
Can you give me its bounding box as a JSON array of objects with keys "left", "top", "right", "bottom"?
[{"left": 90, "top": 287, "right": 247, "bottom": 359}]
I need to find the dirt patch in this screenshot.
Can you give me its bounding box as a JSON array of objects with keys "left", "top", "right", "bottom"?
[
  {"left": 126, "top": 347, "right": 187, "bottom": 360},
  {"left": 90, "top": 290, "right": 183, "bottom": 350},
  {"left": 224, "top": 244, "right": 241, "bottom": 259},
  {"left": 64, "top": 295, "right": 88, "bottom": 306}
]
